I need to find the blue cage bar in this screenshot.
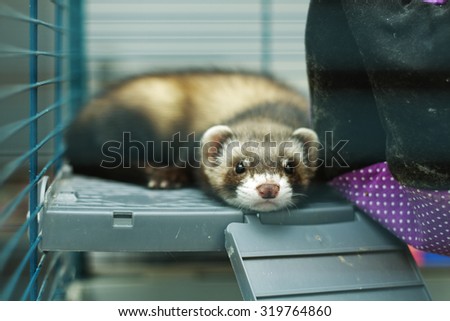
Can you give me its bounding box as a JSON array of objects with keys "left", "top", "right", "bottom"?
[{"left": 0, "top": 0, "right": 85, "bottom": 300}]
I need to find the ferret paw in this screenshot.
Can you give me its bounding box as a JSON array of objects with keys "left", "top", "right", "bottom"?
[
  {"left": 147, "top": 178, "right": 182, "bottom": 189},
  {"left": 145, "top": 167, "right": 191, "bottom": 189}
]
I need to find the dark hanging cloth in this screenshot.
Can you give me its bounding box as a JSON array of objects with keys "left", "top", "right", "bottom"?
[
  {"left": 306, "top": 0, "right": 450, "bottom": 189},
  {"left": 305, "top": 0, "right": 450, "bottom": 255}
]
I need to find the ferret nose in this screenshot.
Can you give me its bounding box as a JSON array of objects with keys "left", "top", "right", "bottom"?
[{"left": 256, "top": 183, "right": 280, "bottom": 199}]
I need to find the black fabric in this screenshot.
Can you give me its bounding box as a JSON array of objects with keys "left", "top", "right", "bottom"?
[
  {"left": 305, "top": 0, "right": 387, "bottom": 181},
  {"left": 306, "top": 0, "right": 450, "bottom": 189}
]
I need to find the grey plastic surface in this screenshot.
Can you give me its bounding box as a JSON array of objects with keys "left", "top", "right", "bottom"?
[
  {"left": 226, "top": 212, "right": 431, "bottom": 301},
  {"left": 42, "top": 173, "right": 431, "bottom": 301},
  {"left": 41, "top": 174, "right": 243, "bottom": 252},
  {"left": 259, "top": 202, "right": 355, "bottom": 225}
]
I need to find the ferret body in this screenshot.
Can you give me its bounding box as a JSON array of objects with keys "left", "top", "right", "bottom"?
[{"left": 66, "top": 70, "right": 319, "bottom": 212}]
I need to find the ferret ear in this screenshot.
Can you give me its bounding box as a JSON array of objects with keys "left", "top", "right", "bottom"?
[
  {"left": 291, "top": 128, "right": 320, "bottom": 169},
  {"left": 201, "top": 125, "right": 234, "bottom": 166}
]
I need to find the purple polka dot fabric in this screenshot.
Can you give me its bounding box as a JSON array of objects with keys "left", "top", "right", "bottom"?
[
  {"left": 423, "top": 0, "right": 448, "bottom": 4},
  {"left": 329, "top": 162, "right": 450, "bottom": 256}
]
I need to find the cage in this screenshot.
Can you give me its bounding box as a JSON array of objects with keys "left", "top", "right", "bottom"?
[
  {"left": 0, "top": 0, "right": 448, "bottom": 301},
  {"left": 0, "top": 0, "right": 84, "bottom": 300}
]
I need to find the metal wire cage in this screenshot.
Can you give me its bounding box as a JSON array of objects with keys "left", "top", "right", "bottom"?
[
  {"left": 0, "top": 0, "right": 310, "bottom": 300},
  {"left": 0, "top": 0, "right": 86, "bottom": 300}
]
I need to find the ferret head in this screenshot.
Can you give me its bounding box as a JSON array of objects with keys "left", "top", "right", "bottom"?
[{"left": 200, "top": 125, "right": 319, "bottom": 212}]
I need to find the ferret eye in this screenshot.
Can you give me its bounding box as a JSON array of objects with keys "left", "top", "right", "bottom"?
[
  {"left": 284, "top": 161, "right": 295, "bottom": 175},
  {"left": 235, "top": 161, "right": 246, "bottom": 174}
]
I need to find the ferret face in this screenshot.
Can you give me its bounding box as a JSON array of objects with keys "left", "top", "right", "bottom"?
[{"left": 200, "top": 125, "right": 319, "bottom": 212}]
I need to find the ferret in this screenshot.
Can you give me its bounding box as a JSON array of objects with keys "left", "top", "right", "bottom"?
[{"left": 66, "top": 70, "right": 319, "bottom": 212}]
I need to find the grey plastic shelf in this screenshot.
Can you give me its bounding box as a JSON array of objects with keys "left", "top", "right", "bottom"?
[
  {"left": 41, "top": 174, "right": 243, "bottom": 252},
  {"left": 225, "top": 212, "right": 431, "bottom": 301}
]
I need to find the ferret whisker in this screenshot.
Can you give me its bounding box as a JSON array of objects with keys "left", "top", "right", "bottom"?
[
  {"left": 292, "top": 192, "right": 308, "bottom": 198},
  {"left": 286, "top": 200, "right": 298, "bottom": 211}
]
